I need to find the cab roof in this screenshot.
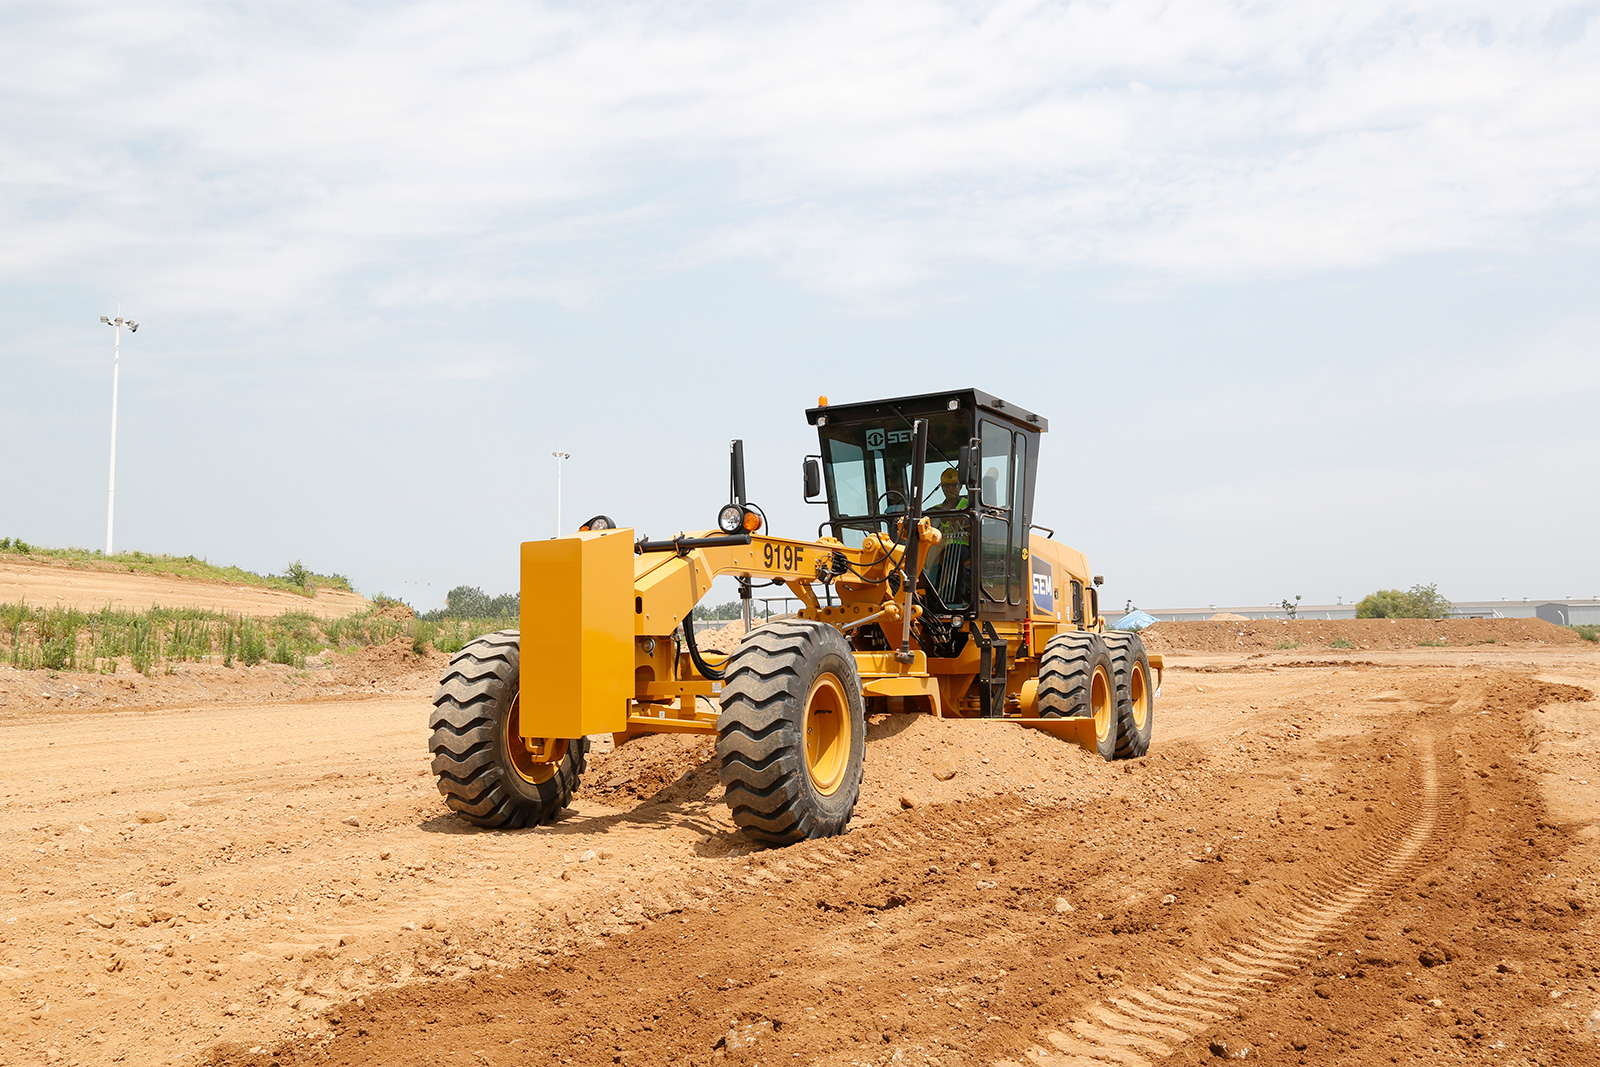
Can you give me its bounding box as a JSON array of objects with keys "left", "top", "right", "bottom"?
[{"left": 804, "top": 388, "right": 1047, "bottom": 433}]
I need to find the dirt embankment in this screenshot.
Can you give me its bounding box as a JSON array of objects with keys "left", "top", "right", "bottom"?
[
  {"left": 1140, "top": 617, "right": 1582, "bottom": 654},
  {"left": 0, "top": 556, "right": 369, "bottom": 619}
]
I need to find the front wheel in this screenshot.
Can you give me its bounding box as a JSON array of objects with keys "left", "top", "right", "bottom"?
[
  {"left": 717, "top": 620, "right": 866, "bottom": 845},
  {"left": 428, "top": 629, "right": 589, "bottom": 828}
]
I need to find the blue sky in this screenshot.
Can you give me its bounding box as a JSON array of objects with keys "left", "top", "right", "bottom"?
[{"left": 2, "top": 1, "right": 1597, "bottom": 611}]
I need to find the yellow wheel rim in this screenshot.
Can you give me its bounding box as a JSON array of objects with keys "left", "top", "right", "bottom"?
[
  {"left": 1091, "top": 664, "right": 1113, "bottom": 745},
  {"left": 803, "top": 673, "right": 850, "bottom": 796},
  {"left": 1129, "top": 662, "right": 1150, "bottom": 734},
  {"left": 505, "top": 692, "right": 564, "bottom": 785}
]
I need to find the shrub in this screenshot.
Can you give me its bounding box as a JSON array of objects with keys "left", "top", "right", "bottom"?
[
  {"left": 409, "top": 620, "right": 436, "bottom": 655},
  {"left": 1573, "top": 625, "right": 1599, "bottom": 643},
  {"left": 238, "top": 618, "right": 268, "bottom": 667},
  {"left": 1329, "top": 637, "right": 1353, "bottom": 649},
  {"left": 1356, "top": 584, "right": 1452, "bottom": 619},
  {"left": 692, "top": 600, "right": 744, "bottom": 622},
  {"left": 443, "top": 585, "right": 491, "bottom": 618}
]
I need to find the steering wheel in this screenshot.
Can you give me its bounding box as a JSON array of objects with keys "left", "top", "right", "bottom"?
[{"left": 877, "top": 489, "right": 908, "bottom": 513}]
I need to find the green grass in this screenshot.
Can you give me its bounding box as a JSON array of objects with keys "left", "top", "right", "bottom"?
[
  {"left": 1274, "top": 641, "right": 1301, "bottom": 650},
  {"left": 1416, "top": 638, "right": 1450, "bottom": 647},
  {"left": 0, "top": 538, "right": 351, "bottom": 598},
  {"left": 1329, "top": 638, "right": 1354, "bottom": 650},
  {"left": 0, "top": 599, "right": 522, "bottom": 677},
  {"left": 3, "top": 602, "right": 385, "bottom": 676}
]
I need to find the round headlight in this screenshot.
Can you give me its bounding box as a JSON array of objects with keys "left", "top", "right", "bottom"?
[{"left": 718, "top": 504, "right": 745, "bottom": 533}]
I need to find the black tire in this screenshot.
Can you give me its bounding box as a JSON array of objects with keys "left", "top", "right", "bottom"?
[
  {"left": 1102, "top": 630, "right": 1154, "bottom": 759},
  {"left": 1037, "top": 631, "right": 1119, "bottom": 761},
  {"left": 428, "top": 629, "right": 589, "bottom": 828},
  {"left": 717, "top": 620, "right": 866, "bottom": 845}
]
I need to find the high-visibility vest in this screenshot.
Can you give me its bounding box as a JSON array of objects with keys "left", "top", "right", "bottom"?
[{"left": 934, "top": 502, "right": 970, "bottom": 546}]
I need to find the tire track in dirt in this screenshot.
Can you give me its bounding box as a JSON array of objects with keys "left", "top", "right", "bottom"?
[{"left": 1000, "top": 729, "right": 1456, "bottom": 1066}]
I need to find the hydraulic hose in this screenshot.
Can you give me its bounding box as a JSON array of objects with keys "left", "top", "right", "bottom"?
[{"left": 681, "top": 614, "right": 727, "bottom": 681}]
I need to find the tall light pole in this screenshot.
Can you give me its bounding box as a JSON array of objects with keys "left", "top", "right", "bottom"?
[
  {"left": 99, "top": 312, "right": 139, "bottom": 556},
  {"left": 552, "top": 452, "right": 570, "bottom": 536}
]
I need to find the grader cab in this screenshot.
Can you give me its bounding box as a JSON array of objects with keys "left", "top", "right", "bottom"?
[{"left": 428, "top": 389, "right": 1160, "bottom": 844}]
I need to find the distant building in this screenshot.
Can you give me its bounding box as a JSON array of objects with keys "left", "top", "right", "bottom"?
[
  {"left": 1536, "top": 601, "right": 1600, "bottom": 626},
  {"left": 1138, "top": 599, "right": 1600, "bottom": 623}
]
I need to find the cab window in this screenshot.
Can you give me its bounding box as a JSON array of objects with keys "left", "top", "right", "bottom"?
[{"left": 979, "top": 420, "right": 1012, "bottom": 508}]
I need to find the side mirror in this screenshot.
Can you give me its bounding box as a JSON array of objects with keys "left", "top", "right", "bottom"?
[
  {"left": 959, "top": 439, "right": 981, "bottom": 490},
  {"left": 802, "top": 456, "right": 823, "bottom": 501}
]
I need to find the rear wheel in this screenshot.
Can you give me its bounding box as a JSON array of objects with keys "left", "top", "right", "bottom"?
[
  {"left": 717, "top": 620, "right": 866, "bottom": 845},
  {"left": 1102, "top": 631, "right": 1154, "bottom": 759},
  {"left": 428, "top": 629, "right": 589, "bottom": 828},
  {"left": 1038, "top": 631, "right": 1119, "bottom": 761}
]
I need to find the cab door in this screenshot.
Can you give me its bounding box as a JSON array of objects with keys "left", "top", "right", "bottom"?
[{"left": 974, "top": 418, "right": 1038, "bottom": 621}]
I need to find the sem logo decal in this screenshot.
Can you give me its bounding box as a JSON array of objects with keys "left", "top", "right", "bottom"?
[
  {"left": 865, "top": 428, "right": 913, "bottom": 451},
  {"left": 1031, "top": 558, "right": 1055, "bottom": 615}
]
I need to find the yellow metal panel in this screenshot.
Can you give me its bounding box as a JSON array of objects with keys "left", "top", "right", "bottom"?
[
  {"left": 520, "top": 530, "right": 633, "bottom": 738},
  {"left": 1018, "top": 678, "right": 1039, "bottom": 716},
  {"left": 642, "top": 680, "right": 724, "bottom": 700},
  {"left": 1009, "top": 716, "right": 1097, "bottom": 751},
  {"left": 624, "top": 712, "right": 720, "bottom": 735},
  {"left": 861, "top": 675, "right": 943, "bottom": 714},
  {"left": 853, "top": 651, "right": 926, "bottom": 677}
]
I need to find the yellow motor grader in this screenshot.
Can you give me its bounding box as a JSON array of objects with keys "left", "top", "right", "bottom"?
[{"left": 429, "top": 389, "right": 1161, "bottom": 844}]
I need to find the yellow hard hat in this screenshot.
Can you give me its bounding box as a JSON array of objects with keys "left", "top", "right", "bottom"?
[{"left": 940, "top": 467, "right": 959, "bottom": 486}]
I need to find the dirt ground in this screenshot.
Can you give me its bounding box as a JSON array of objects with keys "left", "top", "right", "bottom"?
[
  {"left": 3, "top": 620, "right": 1600, "bottom": 1067},
  {"left": 0, "top": 558, "right": 369, "bottom": 619}
]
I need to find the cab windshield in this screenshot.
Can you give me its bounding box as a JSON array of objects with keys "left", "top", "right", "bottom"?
[{"left": 819, "top": 409, "right": 970, "bottom": 546}]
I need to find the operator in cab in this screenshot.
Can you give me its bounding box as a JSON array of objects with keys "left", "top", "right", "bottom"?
[{"left": 922, "top": 466, "right": 971, "bottom": 610}]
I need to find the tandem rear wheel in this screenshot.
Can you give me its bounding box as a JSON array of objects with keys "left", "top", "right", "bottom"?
[
  {"left": 1038, "top": 630, "right": 1153, "bottom": 760},
  {"left": 428, "top": 629, "right": 589, "bottom": 828}
]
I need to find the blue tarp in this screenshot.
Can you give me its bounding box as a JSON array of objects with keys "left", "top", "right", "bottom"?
[{"left": 1111, "top": 610, "right": 1158, "bottom": 631}]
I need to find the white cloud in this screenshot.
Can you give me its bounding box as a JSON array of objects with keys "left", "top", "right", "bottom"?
[{"left": 1, "top": 1, "right": 1597, "bottom": 308}]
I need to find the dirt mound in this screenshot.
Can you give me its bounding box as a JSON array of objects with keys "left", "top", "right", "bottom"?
[
  {"left": 584, "top": 733, "right": 718, "bottom": 806},
  {"left": 1210, "top": 611, "right": 1251, "bottom": 621},
  {"left": 328, "top": 634, "right": 447, "bottom": 687},
  {"left": 373, "top": 601, "right": 415, "bottom": 621},
  {"left": 1139, "top": 617, "right": 1583, "bottom": 654},
  {"left": 690, "top": 620, "right": 764, "bottom": 654}
]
